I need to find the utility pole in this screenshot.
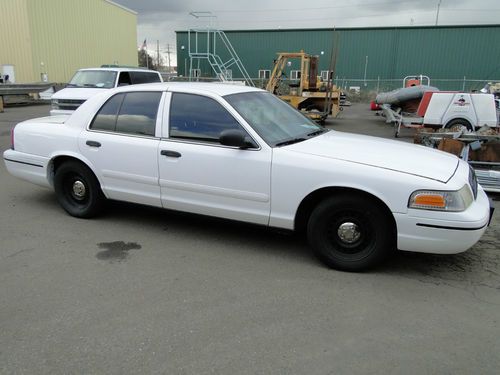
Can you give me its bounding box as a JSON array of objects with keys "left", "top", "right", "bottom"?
[
  {"left": 435, "top": 0, "right": 442, "bottom": 26},
  {"left": 363, "top": 55, "right": 368, "bottom": 87},
  {"left": 157, "top": 40, "right": 160, "bottom": 70},
  {"left": 165, "top": 44, "right": 172, "bottom": 73}
]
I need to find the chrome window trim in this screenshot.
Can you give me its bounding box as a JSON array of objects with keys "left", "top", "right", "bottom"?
[
  {"left": 159, "top": 137, "right": 261, "bottom": 151},
  {"left": 86, "top": 128, "right": 160, "bottom": 140}
]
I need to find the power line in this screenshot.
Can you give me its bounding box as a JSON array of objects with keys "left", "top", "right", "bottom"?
[
  {"left": 212, "top": 0, "right": 424, "bottom": 13},
  {"left": 198, "top": 8, "right": 499, "bottom": 25},
  {"left": 211, "top": 0, "right": 499, "bottom": 14},
  {"left": 210, "top": 10, "right": 437, "bottom": 24}
]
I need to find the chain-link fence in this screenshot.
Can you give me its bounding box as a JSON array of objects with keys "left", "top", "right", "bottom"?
[
  {"left": 169, "top": 76, "right": 499, "bottom": 102},
  {"left": 332, "top": 78, "right": 496, "bottom": 92}
]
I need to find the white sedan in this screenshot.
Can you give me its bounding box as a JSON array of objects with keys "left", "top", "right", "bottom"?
[{"left": 3, "top": 83, "right": 493, "bottom": 271}]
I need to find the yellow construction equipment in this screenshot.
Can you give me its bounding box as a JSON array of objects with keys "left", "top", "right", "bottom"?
[{"left": 265, "top": 51, "right": 341, "bottom": 123}]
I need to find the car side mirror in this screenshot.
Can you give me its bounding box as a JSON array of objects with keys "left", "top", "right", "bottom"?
[{"left": 219, "top": 129, "right": 256, "bottom": 149}]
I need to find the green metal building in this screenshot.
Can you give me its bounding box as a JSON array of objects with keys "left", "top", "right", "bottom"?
[
  {"left": 0, "top": 0, "right": 137, "bottom": 83},
  {"left": 176, "top": 25, "right": 500, "bottom": 91}
]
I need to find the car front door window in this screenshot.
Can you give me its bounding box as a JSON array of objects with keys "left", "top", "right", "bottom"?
[{"left": 169, "top": 93, "right": 247, "bottom": 144}]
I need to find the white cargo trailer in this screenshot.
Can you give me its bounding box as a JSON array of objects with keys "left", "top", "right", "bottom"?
[{"left": 381, "top": 91, "right": 498, "bottom": 137}]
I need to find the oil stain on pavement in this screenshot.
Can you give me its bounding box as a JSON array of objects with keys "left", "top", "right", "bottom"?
[{"left": 96, "top": 241, "right": 141, "bottom": 262}]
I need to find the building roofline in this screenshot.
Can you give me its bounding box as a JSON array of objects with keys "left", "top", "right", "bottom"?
[
  {"left": 104, "top": 0, "right": 137, "bottom": 15},
  {"left": 175, "top": 23, "right": 500, "bottom": 34}
]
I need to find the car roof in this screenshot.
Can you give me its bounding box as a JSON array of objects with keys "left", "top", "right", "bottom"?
[
  {"left": 78, "top": 67, "right": 160, "bottom": 73},
  {"left": 112, "top": 82, "right": 265, "bottom": 96}
]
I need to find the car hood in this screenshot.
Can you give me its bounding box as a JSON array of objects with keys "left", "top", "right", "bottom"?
[
  {"left": 285, "top": 131, "right": 459, "bottom": 183},
  {"left": 51, "top": 87, "right": 107, "bottom": 101}
]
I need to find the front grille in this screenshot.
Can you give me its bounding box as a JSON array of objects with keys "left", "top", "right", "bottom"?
[
  {"left": 59, "top": 99, "right": 85, "bottom": 104},
  {"left": 58, "top": 99, "right": 85, "bottom": 110},
  {"left": 469, "top": 165, "right": 478, "bottom": 199},
  {"left": 474, "top": 169, "right": 500, "bottom": 193}
]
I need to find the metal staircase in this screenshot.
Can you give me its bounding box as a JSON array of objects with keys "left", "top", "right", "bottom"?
[{"left": 188, "top": 28, "right": 255, "bottom": 87}]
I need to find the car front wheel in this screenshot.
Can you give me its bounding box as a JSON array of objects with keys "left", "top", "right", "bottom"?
[
  {"left": 54, "top": 161, "right": 105, "bottom": 218},
  {"left": 307, "top": 194, "right": 394, "bottom": 271}
]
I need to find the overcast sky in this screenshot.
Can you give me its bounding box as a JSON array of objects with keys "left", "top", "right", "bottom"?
[{"left": 113, "top": 0, "right": 500, "bottom": 66}]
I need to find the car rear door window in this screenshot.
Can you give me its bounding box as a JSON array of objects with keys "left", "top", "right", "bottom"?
[
  {"left": 169, "top": 93, "right": 242, "bottom": 143},
  {"left": 116, "top": 92, "right": 162, "bottom": 136},
  {"left": 90, "top": 93, "right": 124, "bottom": 131},
  {"left": 130, "top": 72, "right": 161, "bottom": 84},
  {"left": 90, "top": 92, "right": 161, "bottom": 137}
]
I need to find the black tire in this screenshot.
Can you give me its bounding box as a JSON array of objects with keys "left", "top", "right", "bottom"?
[
  {"left": 307, "top": 194, "right": 394, "bottom": 271},
  {"left": 54, "top": 161, "right": 105, "bottom": 218},
  {"left": 445, "top": 118, "right": 473, "bottom": 132}
]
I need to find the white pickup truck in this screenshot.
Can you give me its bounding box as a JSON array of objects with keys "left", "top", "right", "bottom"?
[{"left": 50, "top": 67, "right": 162, "bottom": 115}]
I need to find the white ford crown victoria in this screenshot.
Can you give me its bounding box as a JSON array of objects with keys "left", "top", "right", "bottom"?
[{"left": 3, "top": 83, "right": 493, "bottom": 271}]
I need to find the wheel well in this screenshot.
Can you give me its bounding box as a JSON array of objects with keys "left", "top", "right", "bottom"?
[
  {"left": 445, "top": 118, "right": 472, "bottom": 130},
  {"left": 294, "top": 187, "right": 397, "bottom": 238},
  {"left": 47, "top": 156, "right": 93, "bottom": 187}
]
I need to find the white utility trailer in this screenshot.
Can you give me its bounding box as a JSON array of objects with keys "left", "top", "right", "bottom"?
[{"left": 382, "top": 91, "right": 498, "bottom": 137}]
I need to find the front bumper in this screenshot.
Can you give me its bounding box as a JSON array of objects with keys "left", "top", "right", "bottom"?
[{"left": 395, "top": 186, "right": 492, "bottom": 254}]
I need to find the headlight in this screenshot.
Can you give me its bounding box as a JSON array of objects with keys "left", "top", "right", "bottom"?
[
  {"left": 51, "top": 99, "right": 59, "bottom": 109},
  {"left": 408, "top": 185, "right": 473, "bottom": 212}
]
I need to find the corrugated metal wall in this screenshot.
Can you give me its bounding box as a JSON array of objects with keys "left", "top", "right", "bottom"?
[
  {"left": 176, "top": 25, "right": 500, "bottom": 90},
  {"left": 27, "top": 0, "right": 138, "bottom": 83},
  {"left": 0, "top": 0, "right": 36, "bottom": 82},
  {"left": 0, "top": 0, "right": 137, "bottom": 83}
]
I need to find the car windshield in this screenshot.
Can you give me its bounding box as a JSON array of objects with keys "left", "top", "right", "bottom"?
[
  {"left": 224, "top": 91, "right": 326, "bottom": 146},
  {"left": 67, "top": 70, "right": 117, "bottom": 88}
]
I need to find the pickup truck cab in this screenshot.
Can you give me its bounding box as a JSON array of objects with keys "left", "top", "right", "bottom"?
[{"left": 50, "top": 67, "right": 162, "bottom": 115}]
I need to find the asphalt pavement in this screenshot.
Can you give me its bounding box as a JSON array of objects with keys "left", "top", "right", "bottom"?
[{"left": 1, "top": 103, "right": 499, "bottom": 374}]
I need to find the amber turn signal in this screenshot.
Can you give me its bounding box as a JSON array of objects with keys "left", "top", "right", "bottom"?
[{"left": 413, "top": 194, "right": 446, "bottom": 208}]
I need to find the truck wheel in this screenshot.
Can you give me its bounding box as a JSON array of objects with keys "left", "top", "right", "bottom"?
[
  {"left": 54, "top": 161, "right": 105, "bottom": 218},
  {"left": 307, "top": 194, "right": 394, "bottom": 271},
  {"left": 445, "top": 118, "right": 473, "bottom": 132}
]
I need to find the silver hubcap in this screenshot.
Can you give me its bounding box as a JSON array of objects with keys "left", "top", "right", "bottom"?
[
  {"left": 72, "top": 180, "right": 86, "bottom": 199},
  {"left": 337, "top": 222, "right": 361, "bottom": 244}
]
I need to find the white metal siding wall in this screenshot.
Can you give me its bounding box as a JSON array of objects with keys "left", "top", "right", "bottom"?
[
  {"left": 27, "top": 0, "right": 138, "bottom": 83},
  {"left": 0, "top": 0, "right": 137, "bottom": 83},
  {"left": 0, "top": 0, "right": 36, "bottom": 82}
]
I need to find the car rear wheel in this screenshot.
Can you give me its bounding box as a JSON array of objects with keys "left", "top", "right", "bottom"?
[
  {"left": 54, "top": 161, "right": 105, "bottom": 218},
  {"left": 307, "top": 194, "right": 394, "bottom": 271}
]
